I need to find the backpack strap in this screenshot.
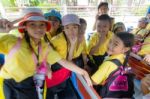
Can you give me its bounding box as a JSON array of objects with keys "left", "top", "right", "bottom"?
[
  {"left": 101, "top": 59, "right": 122, "bottom": 85},
  {"left": 108, "top": 59, "right": 123, "bottom": 77},
  {"left": 110, "top": 59, "right": 122, "bottom": 67}
]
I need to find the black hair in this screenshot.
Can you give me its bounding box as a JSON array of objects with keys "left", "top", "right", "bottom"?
[
  {"left": 24, "top": 31, "right": 33, "bottom": 50},
  {"left": 55, "top": 26, "right": 63, "bottom": 35},
  {"left": 97, "top": 14, "right": 111, "bottom": 24},
  {"left": 115, "top": 32, "right": 134, "bottom": 48},
  {"left": 98, "top": 2, "right": 108, "bottom": 10},
  {"left": 79, "top": 18, "right": 87, "bottom": 25},
  {"left": 24, "top": 31, "right": 55, "bottom": 51}
]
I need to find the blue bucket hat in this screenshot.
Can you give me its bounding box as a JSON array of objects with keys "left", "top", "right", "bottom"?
[{"left": 44, "top": 9, "right": 62, "bottom": 21}]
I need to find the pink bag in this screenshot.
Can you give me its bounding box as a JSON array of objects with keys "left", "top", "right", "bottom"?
[{"left": 109, "top": 74, "right": 128, "bottom": 91}]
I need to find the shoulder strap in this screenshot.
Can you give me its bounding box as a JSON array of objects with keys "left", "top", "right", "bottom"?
[
  {"left": 102, "top": 59, "right": 122, "bottom": 85},
  {"left": 135, "top": 28, "right": 142, "bottom": 35},
  {"left": 142, "top": 30, "right": 150, "bottom": 43},
  {"left": 109, "top": 59, "right": 123, "bottom": 76},
  {"left": 110, "top": 59, "right": 122, "bottom": 67}
]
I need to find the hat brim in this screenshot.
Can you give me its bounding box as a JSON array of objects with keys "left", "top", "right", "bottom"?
[
  {"left": 18, "top": 16, "right": 51, "bottom": 33},
  {"left": 62, "top": 21, "right": 80, "bottom": 26}
]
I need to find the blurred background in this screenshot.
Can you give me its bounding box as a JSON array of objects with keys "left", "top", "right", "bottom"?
[{"left": 0, "top": 0, "right": 150, "bottom": 33}]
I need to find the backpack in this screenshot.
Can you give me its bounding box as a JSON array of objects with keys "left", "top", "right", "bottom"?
[{"left": 99, "top": 59, "right": 135, "bottom": 98}]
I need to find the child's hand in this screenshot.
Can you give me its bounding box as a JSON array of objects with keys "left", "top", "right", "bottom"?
[
  {"left": 141, "top": 74, "right": 150, "bottom": 95},
  {"left": 46, "top": 64, "right": 52, "bottom": 79},
  {"left": 70, "top": 36, "right": 77, "bottom": 45},
  {"left": 143, "top": 54, "right": 150, "bottom": 65},
  {"left": 0, "top": 19, "right": 14, "bottom": 33},
  {"left": 82, "top": 70, "right": 93, "bottom": 86},
  {"left": 0, "top": 18, "right": 23, "bottom": 33}
]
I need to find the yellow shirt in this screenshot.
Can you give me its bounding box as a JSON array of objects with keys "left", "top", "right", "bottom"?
[
  {"left": 131, "top": 28, "right": 149, "bottom": 37},
  {"left": 91, "top": 54, "right": 125, "bottom": 85},
  {"left": 138, "top": 36, "right": 150, "bottom": 55},
  {"left": 46, "top": 32, "right": 52, "bottom": 41},
  {"left": 73, "top": 38, "right": 86, "bottom": 58},
  {"left": 146, "top": 23, "right": 150, "bottom": 31},
  {"left": 0, "top": 34, "right": 61, "bottom": 82},
  {"left": 87, "top": 31, "right": 113, "bottom": 56},
  {"left": 50, "top": 33, "right": 67, "bottom": 59},
  {"left": 0, "top": 77, "right": 4, "bottom": 99},
  {"left": 50, "top": 32, "right": 85, "bottom": 59}
]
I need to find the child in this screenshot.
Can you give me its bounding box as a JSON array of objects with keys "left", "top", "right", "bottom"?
[
  {"left": 93, "top": 2, "right": 109, "bottom": 31},
  {"left": 87, "top": 14, "right": 113, "bottom": 74},
  {"left": 112, "top": 22, "right": 126, "bottom": 34},
  {"left": 138, "top": 35, "right": 150, "bottom": 64},
  {"left": 44, "top": 9, "right": 63, "bottom": 39},
  {"left": 0, "top": 8, "right": 92, "bottom": 99},
  {"left": 45, "top": 14, "right": 88, "bottom": 99},
  {"left": 133, "top": 33, "right": 150, "bottom": 99},
  {"left": 91, "top": 32, "right": 134, "bottom": 98},
  {"left": 131, "top": 17, "right": 149, "bottom": 41},
  {"left": 78, "top": 18, "right": 87, "bottom": 68}
]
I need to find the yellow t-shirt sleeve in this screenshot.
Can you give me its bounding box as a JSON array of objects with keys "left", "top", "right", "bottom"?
[
  {"left": 0, "top": 34, "right": 17, "bottom": 54},
  {"left": 91, "top": 61, "right": 117, "bottom": 85},
  {"left": 47, "top": 47, "right": 62, "bottom": 65},
  {"left": 50, "top": 33, "right": 67, "bottom": 59}
]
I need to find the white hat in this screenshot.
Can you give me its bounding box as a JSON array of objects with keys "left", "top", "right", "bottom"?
[
  {"left": 18, "top": 8, "right": 51, "bottom": 33},
  {"left": 62, "top": 14, "right": 80, "bottom": 26}
]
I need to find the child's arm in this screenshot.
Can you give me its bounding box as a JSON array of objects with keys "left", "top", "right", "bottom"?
[
  {"left": 67, "top": 37, "right": 77, "bottom": 61},
  {"left": 92, "top": 13, "right": 99, "bottom": 31},
  {"left": 0, "top": 18, "right": 22, "bottom": 33},
  {"left": 143, "top": 54, "right": 150, "bottom": 65},
  {"left": 68, "top": 43, "right": 76, "bottom": 61},
  {"left": 141, "top": 74, "right": 150, "bottom": 95},
  {"left": 89, "top": 35, "right": 106, "bottom": 55},
  {"left": 58, "top": 59, "right": 92, "bottom": 86}
]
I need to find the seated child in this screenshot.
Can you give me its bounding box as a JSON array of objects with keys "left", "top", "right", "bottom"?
[{"left": 91, "top": 32, "right": 134, "bottom": 98}]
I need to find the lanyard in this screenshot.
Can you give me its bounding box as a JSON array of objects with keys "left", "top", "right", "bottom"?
[{"left": 32, "top": 42, "right": 42, "bottom": 67}]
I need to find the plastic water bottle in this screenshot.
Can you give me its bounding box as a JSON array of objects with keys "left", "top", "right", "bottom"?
[{"left": 34, "top": 62, "right": 47, "bottom": 99}]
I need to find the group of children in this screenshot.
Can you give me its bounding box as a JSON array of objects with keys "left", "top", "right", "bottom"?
[{"left": 0, "top": 2, "right": 150, "bottom": 99}]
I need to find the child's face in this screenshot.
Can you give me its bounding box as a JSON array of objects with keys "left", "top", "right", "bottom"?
[
  {"left": 96, "top": 20, "right": 110, "bottom": 35},
  {"left": 25, "top": 21, "right": 47, "bottom": 40},
  {"left": 138, "top": 19, "right": 147, "bottom": 28},
  {"left": 64, "top": 24, "right": 79, "bottom": 40},
  {"left": 98, "top": 5, "right": 109, "bottom": 15},
  {"left": 107, "top": 35, "right": 128, "bottom": 55},
  {"left": 115, "top": 27, "right": 125, "bottom": 33},
  {"left": 48, "top": 16, "right": 61, "bottom": 32}
]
